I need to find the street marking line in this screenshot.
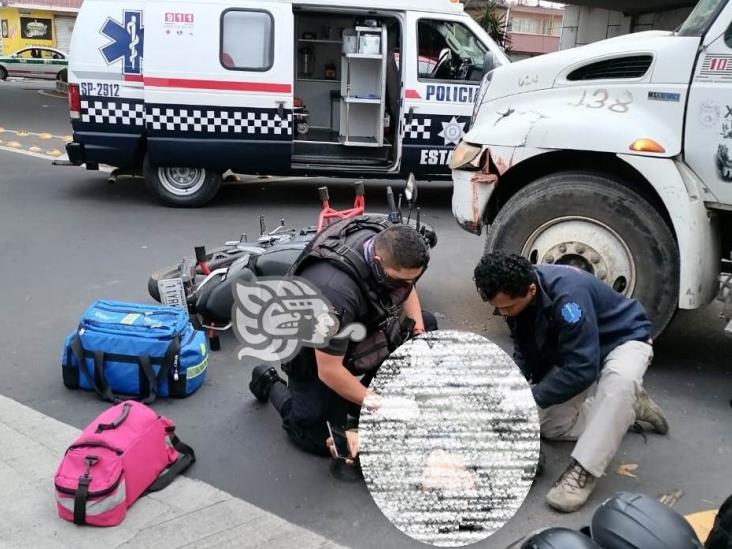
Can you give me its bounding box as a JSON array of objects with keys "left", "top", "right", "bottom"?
[
  {"left": 685, "top": 509, "right": 717, "bottom": 543},
  {"left": 46, "top": 149, "right": 62, "bottom": 157},
  {"left": 0, "top": 146, "right": 114, "bottom": 172},
  {"left": 0, "top": 145, "right": 64, "bottom": 160},
  {"left": 0, "top": 126, "right": 71, "bottom": 141},
  {"left": 7, "top": 141, "right": 22, "bottom": 148},
  {"left": 37, "top": 90, "right": 67, "bottom": 100}
]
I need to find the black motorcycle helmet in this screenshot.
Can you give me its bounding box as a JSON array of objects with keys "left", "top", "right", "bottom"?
[
  {"left": 591, "top": 492, "right": 704, "bottom": 549},
  {"left": 521, "top": 527, "right": 602, "bottom": 549}
]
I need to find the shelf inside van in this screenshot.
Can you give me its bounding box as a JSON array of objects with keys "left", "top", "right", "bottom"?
[
  {"left": 341, "top": 95, "right": 381, "bottom": 104},
  {"left": 343, "top": 53, "right": 382, "bottom": 59},
  {"left": 338, "top": 135, "right": 380, "bottom": 147}
]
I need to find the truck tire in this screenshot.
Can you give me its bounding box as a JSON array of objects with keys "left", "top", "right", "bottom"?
[
  {"left": 143, "top": 155, "right": 222, "bottom": 207},
  {"left": 485, "top": 171, "right": 679, "bottom": 337},
  {"left": 56, "top": 69, "right": 68, "bottom": 83}
]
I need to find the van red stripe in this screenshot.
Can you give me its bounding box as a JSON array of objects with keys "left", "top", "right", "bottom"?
[
  {"left": 142, "top": 76, "right": 291, "bottom": 93},
  {"left": 123, "top": 74, "right": 143, "bottom": 82}
]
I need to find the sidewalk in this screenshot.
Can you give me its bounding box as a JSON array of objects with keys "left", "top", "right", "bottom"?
[{"left": 0, "top": 395, "right": 347, "bottom": 549}]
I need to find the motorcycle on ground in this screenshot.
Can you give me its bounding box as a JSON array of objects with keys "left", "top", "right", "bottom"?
[{"left": 147, "top": 175, "right": 437, "bottom": 349}]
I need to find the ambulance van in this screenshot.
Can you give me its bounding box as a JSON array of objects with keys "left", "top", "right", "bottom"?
[{"left": 64, "top": 0, "right": 507, "bottom": 206}]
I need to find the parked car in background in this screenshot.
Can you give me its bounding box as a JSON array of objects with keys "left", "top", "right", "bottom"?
[{"left": 0, "top": 47, "right": 68, "bottom": 82}]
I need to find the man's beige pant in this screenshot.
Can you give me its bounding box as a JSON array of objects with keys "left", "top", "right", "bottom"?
[{"left": 538, "top": 340, "right": 654, "bottom": 478}]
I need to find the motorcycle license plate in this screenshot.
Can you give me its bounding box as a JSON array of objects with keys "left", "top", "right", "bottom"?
[{"left": 158, "top": 278, "right": 188, "bottom": 313}]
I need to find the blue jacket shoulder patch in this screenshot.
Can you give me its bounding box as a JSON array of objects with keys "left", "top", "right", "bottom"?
[{"left": 561, "top": 302, "right": 583, "bottom": 324}]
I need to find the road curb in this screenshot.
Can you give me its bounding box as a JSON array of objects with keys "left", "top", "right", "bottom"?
[{"left": 0, "top": 394, "right": 348, "bottom": 549}]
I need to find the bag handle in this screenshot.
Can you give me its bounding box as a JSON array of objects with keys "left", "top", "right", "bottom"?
[
  {"left": 71, "top": 335, "right": 118, "bottom": 403},
  {"left": 145, "top": 432, "right": 196, "bottom": 493},
  {"left": 71, "top": 333, "right": 181, "bottom": 404},
  {"left": 95, "top": 402, "right": 132, "bottom": 433}
]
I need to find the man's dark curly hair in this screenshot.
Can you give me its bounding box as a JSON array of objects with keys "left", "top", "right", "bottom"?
[{"left": 473, "top": 251, "right": 536, "bottom": 301}]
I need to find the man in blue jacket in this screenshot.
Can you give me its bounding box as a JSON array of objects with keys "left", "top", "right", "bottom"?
[{"left": 473, "top": 252, "right": 669, "bottom": 512}]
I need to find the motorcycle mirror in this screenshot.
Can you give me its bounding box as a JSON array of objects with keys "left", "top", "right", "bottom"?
[{"left": 404, "top": 173, "right": 418, "bottom": 205}]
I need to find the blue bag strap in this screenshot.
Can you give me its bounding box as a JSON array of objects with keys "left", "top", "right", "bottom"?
[
  {"left": 70, "top": 335, "right": 118, "bottom": 403},
  {"left": 138, "top": 356, "right": 158, "bottom": 405}
]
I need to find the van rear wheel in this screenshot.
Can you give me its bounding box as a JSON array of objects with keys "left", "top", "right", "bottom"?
[
  {"left": 484, "top": 171, "right": 679, "bottom": 338},
  {"left": 143, "top": 155, "right": 222, "bottom": 207}
]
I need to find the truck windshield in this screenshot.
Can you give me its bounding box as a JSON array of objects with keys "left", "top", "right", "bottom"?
[{"left": 677, "top": 0, "right": 728, "bottom": 36}]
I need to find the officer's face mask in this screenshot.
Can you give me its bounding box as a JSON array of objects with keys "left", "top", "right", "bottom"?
[{"left": 372, "top": 257, "right": 421, "bottom": 291}]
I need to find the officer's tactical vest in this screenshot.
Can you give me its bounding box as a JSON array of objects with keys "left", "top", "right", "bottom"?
[{"left": 286, "top": 215, "right": 414, "bottom": 376}]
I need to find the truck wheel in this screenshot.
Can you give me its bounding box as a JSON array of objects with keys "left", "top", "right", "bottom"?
[
  {"left": 143, "top": 155, "right": 222, "bottom": 207},
  {"left": 56, "top": 69, "right": 68, "bottom": 83},
  {"left": 485, "top": 171, "right": 679, "bottom": 337}
]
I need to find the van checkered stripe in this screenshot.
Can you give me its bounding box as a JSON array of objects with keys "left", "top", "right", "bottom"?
[
  {"left": 76, "top": 97, "right": 292, "bottom": 139},
  {"left": 81, "top": 100, "right": 145, "bottom": 126},
  {"left": 147, "top": 106, "right": 292, "bottom": 136}
]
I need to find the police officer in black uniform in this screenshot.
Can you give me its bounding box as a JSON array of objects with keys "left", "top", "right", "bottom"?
[
  {"left": 249, "top": 217, "right": 436, "bottom": 456},
  {"left": 473, "top": 251, "right": 669, "bottom": 513}
]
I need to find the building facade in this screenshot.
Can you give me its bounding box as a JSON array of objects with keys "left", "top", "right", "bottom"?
[
  {"left": 465, "top": 1, "right": 564, "bottom": 60},
  {"left": 0, "top": 0, "right": 81, "bottom": 55}
]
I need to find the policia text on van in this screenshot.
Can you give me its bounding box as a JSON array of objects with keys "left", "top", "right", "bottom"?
[{"left": 62, "top": 0, "right": 507, "bottom": 206}]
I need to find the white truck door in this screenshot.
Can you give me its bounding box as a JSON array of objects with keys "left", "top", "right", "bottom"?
[
  {"left": 684, "top": 2, "right": 732, "bottom": 205},
  {"left": 401, "top": 12, "right": 504, "bottom": 178},
  {"left": 144, "top": 1, "right": 293, "bottom": 174}
]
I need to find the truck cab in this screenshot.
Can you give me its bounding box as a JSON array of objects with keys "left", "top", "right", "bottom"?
[
  {"left": 450, "top": 0, "right": 732, "bottom": 336},
  {"left": 64, "top": 0, "right": 507, "bottom": 206}
]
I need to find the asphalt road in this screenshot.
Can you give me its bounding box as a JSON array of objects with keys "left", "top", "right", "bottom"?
[{"left": 1, "top": 79, "right": 731, "bottom": 548}]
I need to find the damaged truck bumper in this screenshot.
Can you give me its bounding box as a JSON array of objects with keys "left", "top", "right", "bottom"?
[{"left": 451, "top": 145, "right": 516, "bottom": 235}]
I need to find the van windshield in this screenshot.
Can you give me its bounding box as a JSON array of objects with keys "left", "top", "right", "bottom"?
[{"left": 677, "top": 0, "right": 728, "bottom": 36}]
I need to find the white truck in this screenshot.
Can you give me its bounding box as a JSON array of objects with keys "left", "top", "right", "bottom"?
[{"left": 450, "top": 0, "right": 732, "bottom": 336}]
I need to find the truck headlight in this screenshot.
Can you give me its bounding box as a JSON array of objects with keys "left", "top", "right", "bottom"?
[{"left": 449, "top": 142, "right": 482, "bottom": 170}]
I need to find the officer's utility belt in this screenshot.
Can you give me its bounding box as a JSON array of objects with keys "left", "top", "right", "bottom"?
[{"left": 345, "top": 312, "right": 414, "bottom": 375}]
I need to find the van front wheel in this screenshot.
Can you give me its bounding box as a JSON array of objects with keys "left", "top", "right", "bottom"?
[{"left": 143, "top": 156, "right": 222, "bottom": 207}]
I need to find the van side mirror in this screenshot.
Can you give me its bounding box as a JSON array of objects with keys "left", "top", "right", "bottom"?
[{"left": 483, "top": 52, "right": 497, "bottom": 75}]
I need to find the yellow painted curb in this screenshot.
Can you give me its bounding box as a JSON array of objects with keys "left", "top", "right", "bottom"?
[
  {"left": 46, "top": 149, "right": 62, "bottom": 157},
  {"left": 685, "top": 509, "right": 717, "bottom": 543},
  {"left": 7, "top": 141, "right": 22, "bottom": 148},
  {"left": 39, "top": 133, "right": 52, "bottom": 140},
  {"left": 0, "top": 127, "right": 5, "bottom": 133}
]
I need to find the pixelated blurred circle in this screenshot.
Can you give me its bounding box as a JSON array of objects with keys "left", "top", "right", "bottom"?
[{"left": 359, "top": 330, "right": 540, "bottom": 547}]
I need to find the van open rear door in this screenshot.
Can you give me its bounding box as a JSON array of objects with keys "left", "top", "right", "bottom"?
[{"left": 143, "top": 1, "right": 294, "bottom": 174}]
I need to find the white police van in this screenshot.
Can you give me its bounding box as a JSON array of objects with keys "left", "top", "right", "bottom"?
[{"left": 64, "top": 0, "right": 507, "bottom": 206}]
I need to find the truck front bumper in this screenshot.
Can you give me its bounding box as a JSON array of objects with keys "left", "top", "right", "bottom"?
[{"left": 451, "top": 168, "right": 498, "bottom": 236}]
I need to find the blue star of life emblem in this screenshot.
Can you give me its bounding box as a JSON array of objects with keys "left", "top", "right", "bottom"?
[
  {"left": 99, "top": 10, "right": 144, "bottom": 75},
  {"left": 561, "top": 302, "right": 583, "bottom": 324}
]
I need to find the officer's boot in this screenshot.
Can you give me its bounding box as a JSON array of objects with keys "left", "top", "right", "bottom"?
[
  {"left": 633, "top": 390, "right": 669, "bottom": 435},
  {"left": 545, "top": 459, "right": 597, "bottom": 513},
  {"left": 249, "top": 365, "right": 284, "bottom": 403}
]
